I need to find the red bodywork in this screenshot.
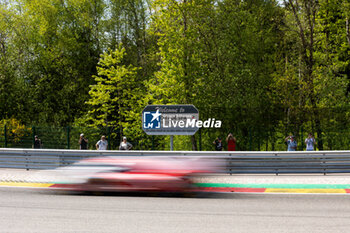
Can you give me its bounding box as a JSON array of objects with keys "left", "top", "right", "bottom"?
[{"left": 52, "top": 156, "right": 216, "bottom": 193}]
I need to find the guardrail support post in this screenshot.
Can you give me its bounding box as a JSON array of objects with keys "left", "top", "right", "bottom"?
[
  {"left": 229, "top": 154, "right": 232, "bottom": 175},
  {"left": 323, "top": 153, "right": 326, "bottom": 175},
  {"left": 60, "top": 152, "right": 64, "bottom": 167},
  {"left": 275, "top": 153, "right": 278, "bottom": 176},
  {"left": 25, "top": 151, "right": 29, "bottom": 171}
]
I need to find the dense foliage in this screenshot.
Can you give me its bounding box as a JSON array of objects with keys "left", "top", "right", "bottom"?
[{"left": 1, "top": 0, "right": 349, "bottom": 150}]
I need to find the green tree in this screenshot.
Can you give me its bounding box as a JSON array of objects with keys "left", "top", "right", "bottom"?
[
  {"left": 83, "top": 44, "right": 149, "bottom": 148},
  {"left": 0, "top": 0, "right": 105, "bottom": 125},
  {"left": 283, "top": 0, "right": 350, "bottom": 149},
  {"left": 0, "top": 2, "right": 31, "bottom": 122},
  {"left": 314, "top": 0, "right": 350, "bottom": 149},
  {"left": 150, "top": 0, "right": 285, "bottom": 150}
]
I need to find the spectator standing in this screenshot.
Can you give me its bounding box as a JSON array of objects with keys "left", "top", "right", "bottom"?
[
  {"left": 305, "top": 133, "right": 316, "bottom": 151},
  {"left": 96, "top": 135, "right": 108, "bottom": 150},
  {"left": 285, "top": 135, "right": 297, "bottom": 151},
  {"left": 213, "top": 137, "right": 223, "bottom": 151},
  {"left": 79, "top": 133, "right": 88, "bottom": 150},
  {"left": 226, "top": 133, "right": 236, "bottom": 151},
  {"left": 119, "top": 137, "right": 133, "bottom": 150},
  {"left": 33, "top": 135, "right": 43, "bottom": 149}
]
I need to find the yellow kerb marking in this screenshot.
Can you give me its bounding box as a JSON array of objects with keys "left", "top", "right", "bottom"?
[
  {"left": 265, "top": 188, "right": 346, "bottom": 194},
  {"left": 0, "top": 182, "right": 53, "bottom": 188}
]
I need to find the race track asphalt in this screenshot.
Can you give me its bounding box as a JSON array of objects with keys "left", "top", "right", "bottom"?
[{"left": 1, "top": 187, "right": 350, "bottom": 233}]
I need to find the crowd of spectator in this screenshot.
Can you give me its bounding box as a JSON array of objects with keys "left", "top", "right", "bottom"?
[
  {"left": 32, "top": 132, "right": 318, "bottom": 151},
  {"left": 213, "top": 133, "right": 317, "bottom": 151}
]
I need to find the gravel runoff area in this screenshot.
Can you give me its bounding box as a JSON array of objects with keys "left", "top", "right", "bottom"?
[{"left": 1, "top": 168, "right": 350, "bottom": 185}]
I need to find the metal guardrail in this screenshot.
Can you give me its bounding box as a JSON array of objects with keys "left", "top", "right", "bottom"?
[{"left": 1, "top": 149, "right": 350, "bottom": 174}]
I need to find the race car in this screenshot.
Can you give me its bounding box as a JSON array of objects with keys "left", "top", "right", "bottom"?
[{"left": 50, "top": 156, "right": 218, "bottom": 193}]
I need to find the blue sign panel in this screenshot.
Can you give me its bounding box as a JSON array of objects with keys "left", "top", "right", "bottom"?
[{"left": 142, "top": 105, "right": 199, "bottom": 135}]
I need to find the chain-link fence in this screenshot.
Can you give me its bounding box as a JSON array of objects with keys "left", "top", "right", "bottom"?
[
  {"left": 0, "top": 125, "right": 152, "bottom": 150},
  {"left": 0, "top": 124, "right": 349, "bottom": 151}
]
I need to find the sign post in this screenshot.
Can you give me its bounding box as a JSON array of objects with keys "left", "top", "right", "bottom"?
[
  {"left": 170, "top": 135, "right": 174, "bottom": 151},
  {"left": 142, "top": 105, "right": 199, "bottom": 150}
]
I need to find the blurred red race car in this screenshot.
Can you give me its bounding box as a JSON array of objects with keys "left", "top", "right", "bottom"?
[{"left": 50, "top": 156, "right": 218, "bottom": 193}]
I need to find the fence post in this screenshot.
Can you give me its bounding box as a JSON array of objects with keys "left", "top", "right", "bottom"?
[
  {"left": 32, "top": 126, "right": 35, "bottom": 148},
  {"left": 198, "top": 128, "right": 202, "bottom": 151},
  {"left": 151, "top": 135, "right": 154, "bottom": 150},
  {"left": 300, "top": 126, "right": 303, "bottom": 151},
  {"left": 258, "top": 128, "right": 261, "bottom": 151},
  {"left": 4, "top": 124, "right": 7, "bottom": 148},
  {"left": 249, "top": 127, "right": 252, "bottom": 151},
  {"left": 107, "top": 126, "right": 111, "bottom": 150},
  {"left": 66, "top": 126, "right": 70, "bottom": 149}
]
